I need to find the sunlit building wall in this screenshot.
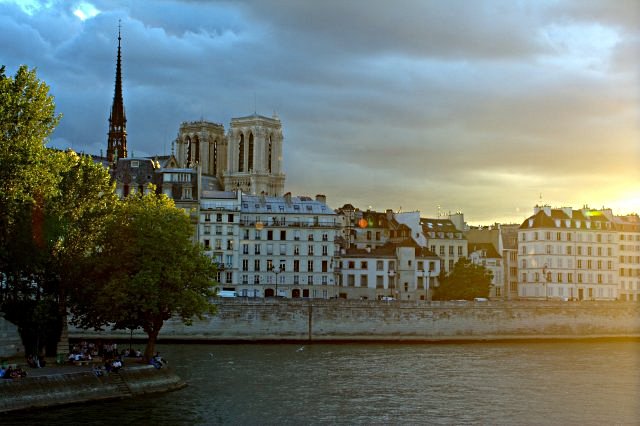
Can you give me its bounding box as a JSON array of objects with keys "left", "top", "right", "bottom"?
[{"left": 518, "top": 206, "right": 618, "bottom": 301}]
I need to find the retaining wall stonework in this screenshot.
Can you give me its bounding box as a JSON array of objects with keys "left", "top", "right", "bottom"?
[
  {"left": 0, "top": 365, "right": 185, "bottom": 413},
  {"left": 70, "top": 300, "right": 640, "bottom": 342},
  {"left": 0, "top": 316, "right": 24, "bottom": 358}
]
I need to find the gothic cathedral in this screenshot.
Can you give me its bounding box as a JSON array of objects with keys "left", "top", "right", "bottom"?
[{"left": 175, "top": 115, "right": 286, "bottom": 196}]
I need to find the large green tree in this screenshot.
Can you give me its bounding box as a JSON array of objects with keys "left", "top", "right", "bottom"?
[
  {"left": 0, "top": 65, "right": 119, "bottom": 357},
  {"left": 70, "top": 189, "right": 217, "bottom": 360},
  {"left": 0, "top": 65, "right": 63, "bottom": 355},
  {"left": 0, "top": 65, "right": 61, "bottom": 263},
  {"left": 433, "top": 258, "right": 493, "bottom": 301}
]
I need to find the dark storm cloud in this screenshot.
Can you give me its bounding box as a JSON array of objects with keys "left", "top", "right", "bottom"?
[{"left": 1, "top": 0, "right": 637, "bottom": 223}]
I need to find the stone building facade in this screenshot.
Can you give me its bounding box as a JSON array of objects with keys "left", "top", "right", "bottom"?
[{"left": 175, "top": 114, "right": 285, "bottom": 197}]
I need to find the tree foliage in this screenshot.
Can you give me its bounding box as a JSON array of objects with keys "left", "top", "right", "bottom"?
[
  {"left": 70, "top": 189, "right": 217, "bottom": 360},
  {"left": 0, "top": 65, "right": 61, "bottom": 237},
  {"left": 0, "top": 65, "right": 119, "bottom": 356},
  {"left": 433, "top": 258, "right": 493, "bottom": 301}
]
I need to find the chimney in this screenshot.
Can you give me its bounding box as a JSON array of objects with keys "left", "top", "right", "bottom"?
[
  {"left": 284, "top": 192, "right": 292, "bottom": 205},
  {"left": 315, "top": 194, "right": 326, "bottom": 204}
]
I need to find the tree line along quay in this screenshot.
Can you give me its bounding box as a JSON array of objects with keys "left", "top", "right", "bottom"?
[{"left": 1, "top": 45, "right": 639, "bottom": 373}]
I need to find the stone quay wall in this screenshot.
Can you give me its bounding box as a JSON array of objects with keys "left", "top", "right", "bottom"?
[
  {"left": 0, "top": 365, "right": 186, "bottom": 414},
  {"left": 0, "top": 316, "right": 24, "bottom": 358},
  {"left": 70, "top": 300, "right": 640, "bottom": 342}
]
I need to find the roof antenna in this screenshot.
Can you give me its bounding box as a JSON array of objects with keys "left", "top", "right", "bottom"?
[{"left": 254, "top": 92, "right": 257, "bottom": 115}]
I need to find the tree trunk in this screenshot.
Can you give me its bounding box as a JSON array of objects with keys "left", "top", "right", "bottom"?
[
  {"left": 143, "top": 316, "right": 165, "bottom": 362},
  {"left": 143, "top": 328, "right": 159, "bottom": 363}
]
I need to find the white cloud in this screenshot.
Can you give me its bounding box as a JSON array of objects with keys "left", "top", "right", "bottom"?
[{"left": 72, "top": 2, "right": 100, "bottom": 21}]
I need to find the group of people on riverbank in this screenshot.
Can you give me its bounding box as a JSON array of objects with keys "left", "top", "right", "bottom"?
[{"left": 0, "top": 365, "right": 27, "bottom": 379}]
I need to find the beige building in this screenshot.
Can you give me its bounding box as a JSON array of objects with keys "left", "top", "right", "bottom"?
[{"left": 336, "top": 240, "right": 440, "bottom": 301}]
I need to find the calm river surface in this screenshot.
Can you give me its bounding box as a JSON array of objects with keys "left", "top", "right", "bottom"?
[{"left": 6, "top": 341, "right": 640, "bottom": 425}]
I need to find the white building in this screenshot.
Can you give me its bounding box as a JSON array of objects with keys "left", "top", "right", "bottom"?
[
  {"left": 235, "top": 193, "right": 339, "bottom": 298},
  {"left": 518, "top": 206, "right": 618, "bottom": 301},
  {"left": 606, "top": 213, "right": 640, "bottom": 301}
]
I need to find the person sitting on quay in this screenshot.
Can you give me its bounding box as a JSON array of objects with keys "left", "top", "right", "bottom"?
[
  {"left": 3, "top": 366, "right": 27, "bottom": 379},
  {"left": 150, "top": 352, "right": 166, "bottom": 369},
  {"left": 111, "top": 357, "right": 123, "bottom": 373}
]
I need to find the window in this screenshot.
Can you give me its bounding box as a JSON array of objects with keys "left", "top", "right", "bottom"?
[
  {"left": 449, "top": 246, "right": 454, "bottom": 256},
  {"left": 227, "top": 240, "right": 233, "bottom": 250},
  {"left": 242, "top": 259, "right": 249, "bottom": 271},
  {"left": 439, "top": 246, "right": 445, "bottom": 256},
  {"left": 267, "top": 230, "right": 273, "bottom": 240},
  {"left": 294, "top": 260, "right": 300, "bottom": 272},
  {"left": 566, "top": 246, "right": 572, "bottom": 255},
  {"left": 242, "top": 244, "right": 249, "bottom": 255},
  {"left": 280, "top": 230, "right": 286, "bottom": 240},
  {"left": 322, "top": 233, "right": 328, "bottom": 242},
  {"left": 254, "top": 244, "right": 261, "bottom": 255},
  {"left": 266, "top": 244, "right": 273, "bottom": 255},
  {"left": 216, "top": 213, "right": 223, "bottom": 222},
  {"left": 361, "top": 275, "right": 368, "bottom": 287},
  {"left": 308, "top": 234, "right": 314, "bottom": 241},
  {"left": 308, "top": 275, "right": 314, "bottom": 285},
  {"left": 308, "top": 245, "right": 314, "bottom": 256},
  {"left": 322, "top": 261, "right": 328, "bottom": 272},
  {"left": 255, "top": 230, "right": 262, "bottom": 240},
  {"left": 205, "top": 214, "right": 211, "bottom": 222},
  {"left": 242, "top": 274, "right": 248, "bottom": 284},
  {"left": 361, "top": 261, "right": 368, "bottom": 269},
  {"left": 204, "top": 239, "right": 210, "bottom": 249},
  {"left": 557, "top": 232, "right": 562, "bottom": 241},
  {"left": 308, "top": 260, "right": 314, "bottom": 272},
  {"left": 294, "top": 245, "right": 300, "bottom": 256},
  {"left": 458, "top": 246, "right": 463, "bottom": 256},
  {"left": 322, "top": 245, "right": 328, "bottom": 256}
]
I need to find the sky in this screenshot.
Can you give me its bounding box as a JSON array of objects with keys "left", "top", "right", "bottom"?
[{"left": 1, "top": 0, "right": 638, "bottom": 225}]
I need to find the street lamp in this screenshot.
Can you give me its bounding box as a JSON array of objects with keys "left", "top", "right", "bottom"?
[
  {"left": 269, "top": 265, "right": 283, "bottom": 298},
  {"left": 542, "top": 264, "right": 549, "bottom": 301}
]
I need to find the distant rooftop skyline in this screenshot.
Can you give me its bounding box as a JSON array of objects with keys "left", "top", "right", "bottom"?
[{"left": 1, "top": 0, "right": 638, "bottom": 224}]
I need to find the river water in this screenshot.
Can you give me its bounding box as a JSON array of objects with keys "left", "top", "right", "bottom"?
[{"left": 7, "top": 341, "right": 640, "bottom": 425}]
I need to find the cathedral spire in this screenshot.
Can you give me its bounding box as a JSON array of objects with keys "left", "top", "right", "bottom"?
[{"left": 107, "top": 21, "right": 127, "bottom": 163}]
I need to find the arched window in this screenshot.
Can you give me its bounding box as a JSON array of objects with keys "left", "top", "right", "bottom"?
[
  {"left": 248, "top": 133, "right": 254, "bottom": 172},
  {"left": 212, "top": 139, "right": 218, "bottom": 175},
  {"left": 268, "top": 134, "right": 272, "bottom": 173},
  {"left": 194, "top": 135, "right": 200, "bottom": 163},
  {"left": 238, "top": 134, "right": 244, "bottom": 172},
  {"left": 185, "top": 136, "right": 192, "bottom": 164}
]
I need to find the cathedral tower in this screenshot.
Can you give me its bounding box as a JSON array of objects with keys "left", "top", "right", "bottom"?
[
  {"left": 106, "top": 25, "right": 127, "bottom": 163},
  {"left": 224, "top": 113, "right": 285, "bottom": 196}
]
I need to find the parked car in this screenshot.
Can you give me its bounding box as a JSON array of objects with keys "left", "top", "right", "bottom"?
[
  {"left": 381, "top": 296, "right": 395, "bottom": 301},
  {"left": 218, "top": 290, "right": 238, "bottom": 298}
]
